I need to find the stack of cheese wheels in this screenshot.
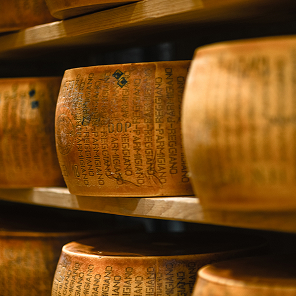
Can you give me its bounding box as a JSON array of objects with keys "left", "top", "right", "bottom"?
[
  {"left": 194, "top": 254, "right": 296, "bottom": 296},
  {"left": 0, "top": 202, "right": 107, "bottom": 296},
  {"left": 0, "top": 77, "right": 64, "bottom": 187},
  {"left": 45, "top": 0, "right": 139, "bottom": 19},
  {"left": 51, "top": 231, "right": 266, "bottom": 296},
  {"left": 0, "top": 0, "right": 56, "bottom": 33},
  {"left": 182, "top": 36, "right": 296, "bottom": 210},
  {"left": 55, "top": 61, "right": 193, "bottom": 197}
]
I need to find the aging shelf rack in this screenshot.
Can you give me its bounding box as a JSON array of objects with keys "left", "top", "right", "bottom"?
[{"left": 1, "top": 0, "right": 296, "bottom": 234}]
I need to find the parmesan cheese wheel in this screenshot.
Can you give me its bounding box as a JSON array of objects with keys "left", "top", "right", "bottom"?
[
  {"left": 52, "top": 232, "right": 266, "bottom": 296},
  {"left": 0, "top": 0, "right": 56, "bottom": 33},
  {"left": 0, "top": 203, "right": 107, "bottom": 296},
  {"left": 55, "top": 62, "right": 193, "bottom": 197},
  {"left": 194, "top": 255, "right": 296, "bottom": 296},
  {"left": 45, "top": 0, "right": 139, "bottom": 19},
  {"left": 0, "top": 77, "right": 64, "bottom": 187},
  {"left": 182, "top": 36, "right": 296, "bottom": 210}
]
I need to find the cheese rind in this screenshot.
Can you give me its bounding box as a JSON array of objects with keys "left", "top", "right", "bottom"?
[
  {"left": 0, "top": 203, "right": 105, "bottom": 296},
  {"left": 0, "top": 77, "right": 64, "bottom": 187},
  {"left": 194, "top": 255, "right": 296, "bottom": 296},
  {"left": 0, "top": 0, "right": 56, "bottom": 33},
  {"left": 0, "top": 233, "right": 89, "bottom": 296},
  {"left": 56, "top": 62, "right": 193, "bottom": 197},
  {"left": 51, "top": 232, "right": 266, "bottom": 296},
  {"left": 182, "top": 36, "right": 296, "bottom": 210}
]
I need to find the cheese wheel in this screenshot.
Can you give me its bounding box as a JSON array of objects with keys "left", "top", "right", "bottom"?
[
  {"left": 0, "top": 77, "right": 64, "bottom": 187},
  {"left": 182, "top": 36, "right": 296, "bottom": 210},
  {"left": 0, "top": 0, "right": 56, "bottom": 33},
  {"left": 52, "top": 232, "right": 266, "bottom": 296},
  {"left": 55, "top": 61, "right": 193, "bottom": 197},
  {"left": 45, "top": 0, "right": 139, "bottom": 19},
  {"left": 0, "top": 203, "right": 107, "bottom": 296},
  {"left": 194, "top": 255, "right": 296, "bottom": 296}
]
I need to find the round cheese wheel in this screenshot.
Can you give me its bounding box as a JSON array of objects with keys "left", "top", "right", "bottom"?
[
  {"left": 182, "top": 35, "right": 296, "bottom": 210},
  {"left": 55, "top": 61, "right": 193, "bottom": 197},
  {"left": 45, "top": 0, "right": 139, "bottom": 19},
  {"left": 0, "top": 77, "right": 64, "bottom": 187},
  {"left": 52, "top": 232, "right": 266, "bottom": 296},
  {"left": 0, "top": 203, "right": 107, "bottom": 296},
  {"left": 0, "top": 0, "right": 56, "bottom": 33},
  {"left": 194, "top": 255, "right": 296, "bottom": 296}
]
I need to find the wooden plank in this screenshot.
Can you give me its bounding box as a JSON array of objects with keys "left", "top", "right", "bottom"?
[
  {"left": 0, "top": 0, "right": 294, "bottom": 59},
  {"left": 0, "top": 188, "right": 204, "bottom": 222},
  {"left": 1, "top": 188, "right": 296, "bottom": 233}
]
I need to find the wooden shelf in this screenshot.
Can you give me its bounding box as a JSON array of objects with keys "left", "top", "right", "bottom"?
[
  {"left": 1, "top": 0, "right": 296, "bottom": 233},
  {"left": 0, "top": 0, "right": 295, "bottom": 59},
  {"left": 0, "top": 187, "right": 203, "bottom": 221},
  {"left": 1, "top": 187, "right": 296, "bottom": 233}
]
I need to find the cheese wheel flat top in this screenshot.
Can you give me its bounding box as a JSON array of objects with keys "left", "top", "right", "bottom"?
[
  {"left": 195, "top": 35, "right": 296, "bottom": 53},
  {"left": 63, "top": 232, "right": 266, "bottom": 257},
  {"left": 198, "top": 255, "right": 296, "bottom": 290}
]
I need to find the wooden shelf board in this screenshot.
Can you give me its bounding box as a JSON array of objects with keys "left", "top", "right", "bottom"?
[
  {"left": 0, "top": 0, "right": 294, "bottom": 59},
  {"left": 1, "top": 187, "right": 296, "bottom": 233},
  {"left": 0, "top": 188, "right": 204, "bottom": 222}
]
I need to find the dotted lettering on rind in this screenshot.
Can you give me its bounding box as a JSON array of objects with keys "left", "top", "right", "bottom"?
[
  {"left": 52, "top": 258, "right": 203, "bottom": 296},
  {"left": 55, "top": 63, "right": 193, "bottom": 195}
]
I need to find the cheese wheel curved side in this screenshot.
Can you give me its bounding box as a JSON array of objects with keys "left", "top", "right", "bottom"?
[
  {"left": 0, "top": 0, "right": 56, "bottom": 33},
  {"left": 56, "top": 62, "right": 193, "bottom": 197},
  {"left": 182, "top": 35, "right": 296, "bottom": 210},
  {"left": 194, "top": 255, "right": 296, "bottom": 296},
  {"left": 0, "top": 233, "right": 89, "bottom": 296},
  {"left": 0, "top": 77, "right": 64, "bottom": 187},
  {"left": 51, "top": 232, "right": 266, "bottom": 296}
]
